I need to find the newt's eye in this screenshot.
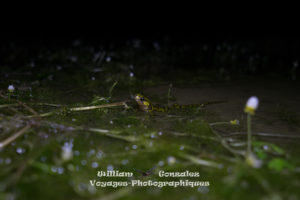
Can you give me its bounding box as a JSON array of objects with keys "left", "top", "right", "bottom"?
[{"left": 140, "top": 97, "right": 145, "bottom": 101}]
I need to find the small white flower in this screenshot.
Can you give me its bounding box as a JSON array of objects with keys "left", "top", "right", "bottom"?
[
  {"left": 245, "top": 96, "right": 259, "bottom": 115},
  {"left": 8, "top": 85, "right": 15, "bottom": 92},
  {"left": 61, "top": 140, "right": 73, "bottom": 161},
  {"left": 167, "top": 156, "right": 176, "bottom": 165},
  {"left": 246, "top": 152, "right": 262, "bottom": 168}
]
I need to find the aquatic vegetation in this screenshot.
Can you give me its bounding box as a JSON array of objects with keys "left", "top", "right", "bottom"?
[{"left": 0, "top": 40, "right": 300, "bottom": 200}]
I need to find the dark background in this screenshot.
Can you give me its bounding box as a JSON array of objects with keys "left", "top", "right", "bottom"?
[{"left": 1, "top": 33, "right": 299, "bottom": 76}]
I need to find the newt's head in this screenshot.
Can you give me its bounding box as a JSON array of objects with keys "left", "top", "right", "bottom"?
[{"left": 135, "top": 93, "right": 152, "bottom": 112}]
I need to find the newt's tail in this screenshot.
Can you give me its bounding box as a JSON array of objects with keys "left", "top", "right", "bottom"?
[
  {"left": 172, "top": 101, "right": 226, "bottom": 109},
  {"left": 201, "top": 100, "right": 226, "bottom": 106}
]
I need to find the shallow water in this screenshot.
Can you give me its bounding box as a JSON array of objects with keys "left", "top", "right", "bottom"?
[{"left": 1, "top": 40, "right": 300, "bottom": 200}]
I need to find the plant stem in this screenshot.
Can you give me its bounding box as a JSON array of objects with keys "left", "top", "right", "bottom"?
[
  {"left": 109, "top": 81, "right": 118, "bottom": 98},
  {"left": 247, "top": 113, "right": 252, "bottom": 155},
  {"left": 0, "top": 125, "right": 31, "bottom": 148},
  {"left": 179, "top": 153, "right": 221, "bottom": 168},
  {"left": 70, "top": 101, "right": 128, "bottom": 111},
  {"left": 27, "top": 101, "right": 128, "bottom": 118}
]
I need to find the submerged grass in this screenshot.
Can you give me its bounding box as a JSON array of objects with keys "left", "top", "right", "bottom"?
[
  {"left": 1, "top": 84, "right": 300, "bottom": 200},
  {"left": 1, "top": 62, "right": 300, "bottom": 200}
]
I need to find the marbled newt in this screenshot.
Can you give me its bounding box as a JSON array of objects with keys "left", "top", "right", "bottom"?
[{"left": 134, "top": 93, "right": 224, "bottom": 113}]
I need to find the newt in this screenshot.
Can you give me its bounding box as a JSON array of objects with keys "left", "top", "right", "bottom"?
[{"left": 134, "top": 93, "right": 225, "bottom": 113}]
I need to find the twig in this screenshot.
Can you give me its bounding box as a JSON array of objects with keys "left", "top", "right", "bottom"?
[
  {"left": 8, "top": 107, "right": 23, "bottom": 115},
  {"left": 0, "top": 92, "right": 39, "bottom": 117},
  {"left": 0, "top": 103, "right": 19, "bottom": 108},
  {"left": 0, "top": 103, "right": 62, "bottom": 109},
  {"left": 211, "top": 127, "right": 246, "bottom": 156},
  {"left": 171, "top": 131, "right": 219, "bottom": 141},
  {"left": 70, "top": 101, "right": 128, "bottom": 111},
  {"left": 179, "top": 154, "right": 221, "bottom": 168},
  {"left": 0, "top": 124, "right": 31, "bottom": 148},
  {"left": 34, "top": 103, "right": 62, "bottom": 107},
  {"left": 17, "top": 101, "right": 39, "bottom": 116},
  {"left": 85, "top": 127, "right": 137, "bottom": 142},
  {"left": 26, "top": 101, "right": 129, "bottom": 118}
]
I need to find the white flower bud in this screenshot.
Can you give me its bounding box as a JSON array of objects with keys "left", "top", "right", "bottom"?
[
  {"left": 245, "top": 96, "right": 259, "bottom": 115},
  {"left": 8, "top": 85, "right": 15, "bottom": 92}
]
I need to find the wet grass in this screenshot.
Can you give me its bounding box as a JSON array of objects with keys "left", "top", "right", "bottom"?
[{"left": 1, "top": 43, "right": 300, "bottom": 200}]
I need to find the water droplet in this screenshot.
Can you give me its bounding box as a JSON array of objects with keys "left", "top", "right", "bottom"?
[
  {"left": 129, "top": 72, "right": 134, "bottom": 77},
  {"left": 40, "top": 156, "right": 47, "bottom": 162},
  {"left": 16, "top": 147, "right": 25, "bottom": 154},
  {"left": 122, "top": 159, "right": 129, "bottom": 165},
  {"left": 51, "top": 166, "right": 57, "bottom": 173},
  {"left": 57, "top": 167, "right": 64, "bottom": 174},
  {"left": 107, "top": 165, "right": 114, "bottom": 171},
  {"left": 74, "top": 150, "right": 80, "bottom": 156},
  {"left": 96, "top": 151, "right": 103, "bottom": 159},
  {"left": 148, "top": 141, "right": 153, "bottom": 147},
  {"left": 88, "top": 184, "right": 96, "bottom": 194},
  {"left": 5, "top": 158, "right": 11, "bottom": 165},
  {"left": 132, "top": 145, "right": 137, "bottom": 150},
  {"left": 158, "top": 131, "right": 163, "bottom": 136},
  {"left": 227, "top": 166, "right": 233, "bottom": 173},
  {"left": 179, "top": 146, "right": 184, "bottom": 150},
  {"left": 106, "top": 56, "right": 111, "bottom": 62},
  {"left": 167, "top": 156, "right": 176, "bottom": 165},
  {"left": 91, "top": 162, "right": 99, "bottom": 168},
  {"left": 70, "top": 56, "right": 77, "bottom": 62},
  {"left": 81, "top": 160, "right": 87, "bottom": 166},
  {"left": 78, "top": 182, "right": 86, "bottom": 191},
  {"left": 158, "top": 161, "right": 164, "bottom": 166},
  {"left": 198, "top": 186, "right": 209, "bottom": 194},
  {"left": 87, "top": 149, "right": 95, "bottom": 157}
]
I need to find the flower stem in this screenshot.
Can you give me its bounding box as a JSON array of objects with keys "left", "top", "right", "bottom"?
[{"left": 247, "top": 113, "right": 252, "bottom": 154}]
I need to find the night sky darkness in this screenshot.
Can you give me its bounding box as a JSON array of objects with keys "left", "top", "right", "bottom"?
[{"left": 1, "top": 34, "right": 299, "bottom": 76}]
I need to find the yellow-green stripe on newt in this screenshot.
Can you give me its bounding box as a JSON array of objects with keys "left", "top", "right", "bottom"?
[{"left": 134, "top": 93, "right": 224, "bottom": 113}]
